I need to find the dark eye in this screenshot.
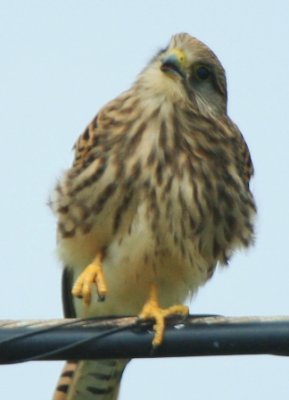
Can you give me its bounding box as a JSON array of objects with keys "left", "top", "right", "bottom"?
[{"left": 195, "top": 65, "right": 211, "bottom": 81}]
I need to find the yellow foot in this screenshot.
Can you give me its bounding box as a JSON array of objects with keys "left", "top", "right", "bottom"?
[
  {"left": 72, "top": 253, "right": 107, "bottom": 305},
  {"left": 139, "top": 285, "right": 189, "bottom": 347}
]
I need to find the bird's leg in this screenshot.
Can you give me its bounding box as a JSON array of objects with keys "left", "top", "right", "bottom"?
[
  {"left": 139, "top": 285, "right": 189, "bottom": 346},
  {"left": 72, "top": 252, "right": 107, "bottom": 305}
]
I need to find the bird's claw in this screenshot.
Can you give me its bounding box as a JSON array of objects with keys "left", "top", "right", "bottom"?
[
  {"left": 139, "top": 286, "right": 189, "bottom": 346},
  {"left": 72, "top": 255, "right": 107, "bottom": 305}
]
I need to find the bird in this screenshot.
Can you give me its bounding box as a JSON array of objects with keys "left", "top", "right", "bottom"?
[{"left": 51, "top": 32, "right": 256, "bottom": 399}]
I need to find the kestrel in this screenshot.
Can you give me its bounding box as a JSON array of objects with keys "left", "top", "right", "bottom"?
[{"left": 51, "top": 33, "right": 256, "bottom": 399}]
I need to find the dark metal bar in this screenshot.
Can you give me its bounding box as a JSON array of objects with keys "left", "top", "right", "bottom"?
[{"left": 0, "top": 315, "right": 288, "bottom": 364}]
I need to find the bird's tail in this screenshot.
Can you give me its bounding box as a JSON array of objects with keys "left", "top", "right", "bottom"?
[
  {"left": 52, "top": 267, "right": 129, "bottom": 399},
  {"left": 53, "top": 359, "right": 129, "bottom": 400}
]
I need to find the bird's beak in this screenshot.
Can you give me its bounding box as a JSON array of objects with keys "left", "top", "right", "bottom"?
[{"left": 160, "top": 48, "right": 187, "bottom": 79}]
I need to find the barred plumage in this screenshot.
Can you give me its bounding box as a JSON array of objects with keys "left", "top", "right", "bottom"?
[
  {"left": 51, "top": 33, "right": 256, "bottom": 399},
  {"left": 52, "top": 268, "right": 128, "bottom": 400}
]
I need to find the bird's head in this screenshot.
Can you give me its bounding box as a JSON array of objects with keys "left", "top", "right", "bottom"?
[{"left": 138, "top": 33, "right": 228, "bottom": 117}]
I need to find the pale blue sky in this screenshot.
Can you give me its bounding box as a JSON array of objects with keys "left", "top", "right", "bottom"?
[{"left": 1, "top": 1, "right": 289, "bottom": 399}]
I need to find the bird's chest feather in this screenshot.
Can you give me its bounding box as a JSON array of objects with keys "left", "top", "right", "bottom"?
[
  {"left": 56, "top": 115, "right": 255, "bottom": 314},
  {"left": 72, "top": 195, "right": 211, "bottom": 317}
]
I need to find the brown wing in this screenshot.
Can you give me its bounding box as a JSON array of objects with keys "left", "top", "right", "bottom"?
[
  {"left": 73, "top": 114, "right": 99, "bottom": 169},
  {"left": 226, "top": 118, "right": 254, "bottom": 189},
  {"left": 238, "top": 132, "right": 254, "bottom": 188}
]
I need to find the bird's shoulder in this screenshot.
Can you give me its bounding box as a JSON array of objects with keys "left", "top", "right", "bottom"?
[
  {"left": 71, "top": 90, "right": 136, "bottom": 170},
  {"left": 226, "top": 118, "right": 254, "bottom": 187},
  {"left": 72, "top": 114, "right": 100, "bottom": 169},
  {"left": 238, "top": 132, "right": 254, "bottom": 187}
]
